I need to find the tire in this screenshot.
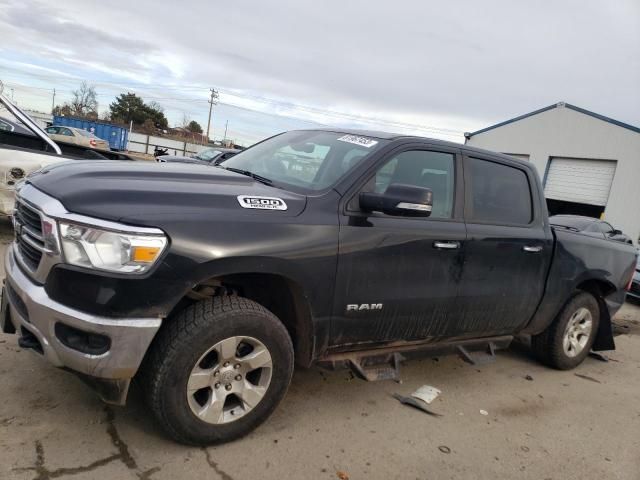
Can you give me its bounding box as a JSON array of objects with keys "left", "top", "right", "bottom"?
[
  {"left": 532, "top": 292, "right": 600, "bottom": 370},
  {"left": 141, "top": 296, "right": 294, "bottom": 445}
]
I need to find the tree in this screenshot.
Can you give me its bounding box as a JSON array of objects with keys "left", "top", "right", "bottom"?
[
  {"left": 109, "top": 93, "right": 168, "bottom": 130},
  {"left": 69, "top": 81, "right": 98, "bottom": 117},
  {"left": 52, "top": 104, "right": 72, "bottom": 116},
  {"left": 140, "top": 119, "right": 157, "bottom": 134},
  {"left": 187, "top": 120, "right": 203, "bottom": 134},
  {"left": 52, "top": 81, "right": 99, "bottom": 119}
]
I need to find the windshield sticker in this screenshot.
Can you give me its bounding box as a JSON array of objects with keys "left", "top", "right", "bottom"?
[
  {"left": 237, "top": 195, "right": 288, "bottom": 211},
  {"left": 337, "top": 134, "right": 379, "bottom": 148}
]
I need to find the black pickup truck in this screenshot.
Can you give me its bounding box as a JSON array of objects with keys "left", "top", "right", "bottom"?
[{"left": 1, "top": 129, "right": 636, "bottom": 445}]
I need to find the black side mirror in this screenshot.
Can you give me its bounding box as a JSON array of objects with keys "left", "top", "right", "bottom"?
[
  {"left": 359, "top": 183, "right": 433, "bottom": 217},
  {"left": 611, "top": 229, "right": 622, "bottom": 236}
]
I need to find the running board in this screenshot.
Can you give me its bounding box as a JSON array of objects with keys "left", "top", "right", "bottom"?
[{"left": 318, "top": 336, "right": 513, "bottom": 382}]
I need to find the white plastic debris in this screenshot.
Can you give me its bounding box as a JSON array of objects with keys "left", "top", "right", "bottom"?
[
  {"left": 479, "top": 409, "right": 489, "bottom": 416},
  {"left": 411, "top": 385, "right": 441, "bottom": 405}
]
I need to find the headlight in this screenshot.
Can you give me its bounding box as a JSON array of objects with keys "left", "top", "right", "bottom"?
[{"left": 59, "top": 221, "right": 167, "bottom": 273}]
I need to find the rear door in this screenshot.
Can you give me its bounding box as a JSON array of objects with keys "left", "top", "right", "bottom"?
[
  {"left": 331, "top": 143, "right": 467, "bottom": 347},
  {"left": 456, "top": 154, "right": 553, "bottom": 336}
]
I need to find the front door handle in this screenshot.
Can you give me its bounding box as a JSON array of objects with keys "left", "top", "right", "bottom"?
[
  {"left": 433, "top": 241, "right": 460, "bottom": 250},
  {"left": 523, "top": 245, "right": 543, "bottom": 253}
]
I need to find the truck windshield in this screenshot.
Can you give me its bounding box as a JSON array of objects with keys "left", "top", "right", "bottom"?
[{"left": 221, "top": 131, "right": 388, "bottom": 191}]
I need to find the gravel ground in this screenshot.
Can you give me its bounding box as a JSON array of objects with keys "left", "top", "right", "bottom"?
[{"left": 0, "top": 218, "right": 639, "bottom": 480}]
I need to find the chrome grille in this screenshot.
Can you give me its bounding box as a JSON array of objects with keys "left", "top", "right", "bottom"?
[
  {"left": 14, "top": 199, "right": 45, "bottom": 272},
  {"left": 15, "top": 201, "right": 43, "bottom": 235}
]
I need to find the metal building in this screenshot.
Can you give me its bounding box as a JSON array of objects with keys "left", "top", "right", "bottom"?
[{"left": 465, "top": 102, "right": 640, "bottom": 244}]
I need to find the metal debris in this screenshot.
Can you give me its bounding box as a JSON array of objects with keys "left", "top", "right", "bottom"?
[
  {"left": 411, "top": 385, "right": 441, "bottom": 404},
  {"left": 438, "top": 445, "right": 451, "bottom": 454},
  {"left": 479, "top": 409, "right": 489, "bottom": 416},
  {"left": 574, "top": 373, "right": 602, "bottom": 384},
  {"left": 588, "top": 352, "right": 609, "bottom": 362},
  {"left": 392, "top": 393, "right": 443, "bottom": 417}
]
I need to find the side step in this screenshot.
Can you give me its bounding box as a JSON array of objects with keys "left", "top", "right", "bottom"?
[
  {"left": 457, "top": 342, "right": 497, "bottom": 366},
  {"left": 348, "top": 353, "right": 404, "bottom": 382}
]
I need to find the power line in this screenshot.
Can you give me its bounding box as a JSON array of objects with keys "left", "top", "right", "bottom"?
[{"left": 1, "top": 69, "right": 465, "bottom": 138}]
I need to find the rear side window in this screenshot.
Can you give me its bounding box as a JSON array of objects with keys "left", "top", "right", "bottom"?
[{"left": 468, "top": 158, "right": 532, "bottom": 224}]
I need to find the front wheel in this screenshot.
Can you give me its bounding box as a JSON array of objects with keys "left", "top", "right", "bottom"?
[
  {"left": 141, "top": 296, "right": 294, "bottom": 445},
  {"left": 532, "top": 292, "right": 600, "bottom": 370}
]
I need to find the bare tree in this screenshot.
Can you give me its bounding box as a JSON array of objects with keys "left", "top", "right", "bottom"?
[
  {"left": 180, "top": 113, "right": 191, "bottom": 129},
  {"left": 69, "top": 81, "right": 98, "bottom": 117},
  {"left": 148, "top": 101, "right": 164, "bottom": 113}
]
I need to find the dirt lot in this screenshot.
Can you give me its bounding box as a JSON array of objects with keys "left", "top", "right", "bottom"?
[{"left": 0, "top": 218, "right": 639, "bottom": 480}]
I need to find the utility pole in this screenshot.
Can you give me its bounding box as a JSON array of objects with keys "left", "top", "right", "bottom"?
[
  {"left": 205, "top": 88, "right": 219, "bottom": 143},
  {"left": 223, "top": 120, "right": 228, "bottom": 143},
  {"left": 51, "top": 88, "right": 56, "bottom": 114}
]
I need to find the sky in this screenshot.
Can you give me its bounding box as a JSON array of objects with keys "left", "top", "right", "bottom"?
[{"left": 0, "top": 0, "right": 638, "bottom": 146}]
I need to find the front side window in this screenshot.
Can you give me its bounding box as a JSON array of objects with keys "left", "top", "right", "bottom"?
[
  {"left": 222, "top": 131, "right": 388, "bottom": 192},
  {"left": 45, "top": 126, "right": 59, "bottom": 134},
  {"left": 595, "top": 221, "right": 614, "bottom": 234},
  {"left": 364, "top": 150, "right": 455, "bottom": 219},
  {"left": 468, "top": 158, "right": 532, "bottom": 224},
  {"left": 61, "top": 128, "right": 74, "bottom": 136}
]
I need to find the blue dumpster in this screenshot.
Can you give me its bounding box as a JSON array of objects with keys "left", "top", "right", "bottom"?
[{"left": 52, "top": 116, "right": 129, "bottom": 151}]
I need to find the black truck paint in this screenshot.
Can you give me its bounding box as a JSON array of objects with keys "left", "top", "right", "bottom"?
[
  {"left": 22, "top": 131, "right": 636, "bottom": 359},
  {"left": 2, "top": 128, "right": 637, "bottom": 444}
]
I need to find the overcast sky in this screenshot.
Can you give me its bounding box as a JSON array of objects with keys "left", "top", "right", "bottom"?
[{"left": 1, "top": 0, "right": 638, "bottom": 145}]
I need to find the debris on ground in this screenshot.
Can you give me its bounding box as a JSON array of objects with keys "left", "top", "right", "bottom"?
[
  {"left": 392, "top": 393, "right": 443, "bottom": 417},
  {"left": 525, "top": 375, "right": 534, "bottom": 381},
  {"left": 479, "top": 409, "right": 489, "bottom": 416},
  {"left": 438, "top": 445, "right": 451, "bottom": 454},
  {"left": 589, "top": 352, "right": 609, "bottom": 362},
  {"left": 411, "top": 385, "right": 441, "bottom": 404},
  {"left": 337, "top": 470, "right": 349, "bottom": 480},
  {"left": 574, "top": 373, "right": 602, "bottom": 384}
]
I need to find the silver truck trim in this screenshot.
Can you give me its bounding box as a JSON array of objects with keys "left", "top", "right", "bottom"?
[{"left": 4, "top": 246, "right": 161, "bottom": 383}]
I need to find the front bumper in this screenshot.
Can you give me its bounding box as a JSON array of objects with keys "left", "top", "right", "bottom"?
[{"left": 2, "top": 246, "right": 161, "bottom": 401}]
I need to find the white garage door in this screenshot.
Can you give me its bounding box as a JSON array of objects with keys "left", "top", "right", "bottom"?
[{"left": 544, "top": 158, "right": 616, "bottom": 206}]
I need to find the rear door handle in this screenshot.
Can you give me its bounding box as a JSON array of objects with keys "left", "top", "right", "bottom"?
[
  {"left": 523, "top": 245, "right": 543, "bottom": 253},
  {"left": 433, "top": 241, "right": 460, "bottom": 250}
]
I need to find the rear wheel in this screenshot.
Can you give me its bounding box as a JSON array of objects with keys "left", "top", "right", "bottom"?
[
  {"left": 532, "top": 292, "right": 600, "bottom": 370},
  {"left": 141, "top": 296, "right": 294, "bottom": 445}
]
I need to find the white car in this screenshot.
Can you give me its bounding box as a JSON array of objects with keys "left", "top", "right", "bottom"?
[
  {"left": 45, "top": 126, "right": 110, "bottom": 150},
  {"left": 0, "top": 85, "right": 133, "bottom": 216}
]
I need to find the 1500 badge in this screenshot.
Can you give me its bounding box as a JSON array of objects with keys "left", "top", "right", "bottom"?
[{"left": 237, "top": 195, "right": 288, "bottom": 211}]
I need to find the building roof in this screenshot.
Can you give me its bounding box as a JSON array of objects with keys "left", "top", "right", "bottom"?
[{"left": 465, "top": 102, "right": 640, "bottom": 139}]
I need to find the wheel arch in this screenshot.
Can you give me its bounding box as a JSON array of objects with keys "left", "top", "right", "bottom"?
[
  {"left": 164, "top": 265, "right": 317, "bottom": 368},
  {"left": 575, "top": 278, "right": 616, "bottom": 351}
]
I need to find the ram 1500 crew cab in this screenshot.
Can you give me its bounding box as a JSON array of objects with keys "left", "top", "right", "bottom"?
[{"left": 1, "top": 127, "right": 636, "bottom": 445}]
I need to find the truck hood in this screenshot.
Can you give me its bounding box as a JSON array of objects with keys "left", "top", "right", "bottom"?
[{"left": 26, "top": 160, "right": 308, "bottom": 222}]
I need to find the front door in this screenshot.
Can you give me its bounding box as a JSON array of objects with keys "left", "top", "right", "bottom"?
[{"left": 331, "top": 145, "right": 467, "bottom": 347}]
